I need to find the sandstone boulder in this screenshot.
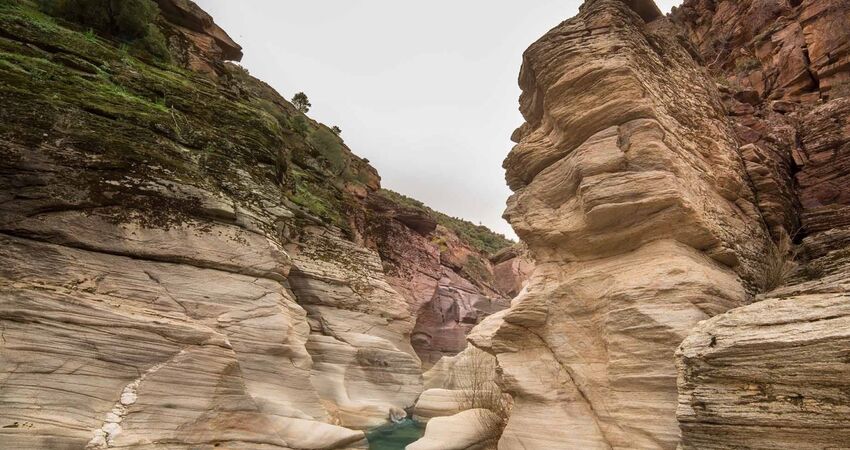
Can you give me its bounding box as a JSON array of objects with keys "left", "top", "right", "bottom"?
[
  {"left": 677, "top": 294, "right": 850, "bottom": 449},
  {"left": 406, "top": 409, "right": 499, "bottom": 450}
]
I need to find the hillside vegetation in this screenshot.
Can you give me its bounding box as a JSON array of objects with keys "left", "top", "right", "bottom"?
[{"left": 378, "top": 189, "right": 513, "bottom": 255}]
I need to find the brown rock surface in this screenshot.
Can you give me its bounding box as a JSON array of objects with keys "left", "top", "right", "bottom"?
[
  {"left": 155, "top": 0, "right": 242, "bottom": 60},
  {"left": 672, "top": 0, "right": 850, "bottom": 101},
  {"left": 675, "top": 88, "right": 850, "bottom": 450},
  {"left": 660, "top": 0, "right": 850, "bottom": 448},
  {"left": 677, "top": 293, "right": 850, "bottom": 449},
  {"left": 156, "top": 0, "right": 244, "bottom": 75}
]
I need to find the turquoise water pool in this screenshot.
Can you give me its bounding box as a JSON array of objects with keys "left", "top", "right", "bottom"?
[{"left": 365, "top": 419, "right": 425, "bottom": 450}]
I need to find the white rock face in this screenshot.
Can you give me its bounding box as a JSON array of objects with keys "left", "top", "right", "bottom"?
[
  {"left": 406, "top": 409, "right": 500, "bottom": 450},
  {"left": 288, "top": 228, "right": 424, "bottom": 429},
  {"left": 0, "top": 220, "right": 375, "bottom": 449},
  {"left": 412, "top": 389, "right": 464, "bottom": 422},
  {"left": 0, "top": 144, "right": 413, "bottom": 448}
]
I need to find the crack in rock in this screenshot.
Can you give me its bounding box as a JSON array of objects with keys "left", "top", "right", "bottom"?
[{"left": 86, "top": 349, "right": 186, "bottom": 449}]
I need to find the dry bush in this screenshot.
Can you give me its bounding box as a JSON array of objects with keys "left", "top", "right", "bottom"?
[
  {"left": 455, "top": 347, "right": 511, "bottom": 439},
  {"left": 758, "top": 230, "right": 797, "bottom": 292}
]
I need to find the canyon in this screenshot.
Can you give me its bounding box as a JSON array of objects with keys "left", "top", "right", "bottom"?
[
  {"left": 0, "top": 0, "right": 848, "bottom": 449},
  {"left": 0, "top": 1, "right": 524, "bottom": 448}
]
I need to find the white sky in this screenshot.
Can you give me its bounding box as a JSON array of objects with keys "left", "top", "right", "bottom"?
[{"left": 195, "top": 0, "right": 681, "bottom": 239}]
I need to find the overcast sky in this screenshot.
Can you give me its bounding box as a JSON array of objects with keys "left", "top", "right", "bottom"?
[{"left": 195, "top": 0, "right": 680, "bottom": 239}]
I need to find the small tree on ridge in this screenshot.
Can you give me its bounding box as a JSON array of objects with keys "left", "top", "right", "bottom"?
[{"left": 292, "top": 92, "right": 311, "bottom": 113}]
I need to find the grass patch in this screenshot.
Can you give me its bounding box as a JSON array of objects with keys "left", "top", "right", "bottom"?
[
  {"left": 735, "top": 57, "right": 761, "bottom": 73},
  {"left": 757, "top": 231, "right": 797, "bottom": 292}
]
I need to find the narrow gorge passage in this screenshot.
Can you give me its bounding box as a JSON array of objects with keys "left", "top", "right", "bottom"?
[{"left": 1, "top": 0, "right": 849, "bottom": 449}]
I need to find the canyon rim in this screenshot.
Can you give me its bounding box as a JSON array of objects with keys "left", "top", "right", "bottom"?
[{"left": 0, "top": 0, "right": 849, "bottom": 449}]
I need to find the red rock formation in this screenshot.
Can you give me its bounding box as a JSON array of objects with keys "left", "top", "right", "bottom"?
[
  {"left": 669, "top": 1, "right": 850, "bottom": 447},
  {"left": 489, "top": 244, "right": 534, "bottom": 298},
  {"left": 364, "top": 194, "right": 521, "bottom": 368},
  {"left": 672, "top": 0, "right": 850, "bottom": 241},
  {"left": 672, "top": 0, "right": 850, "bottom": 101},
  {"left": 155, "top": 0, "right": 243, "bottom": 74}
]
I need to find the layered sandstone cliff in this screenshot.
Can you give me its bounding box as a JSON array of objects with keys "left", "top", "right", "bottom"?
[
  {"left": 461, "top": 0, "right": 850, "bottom": 448},
  {"left": 0, "top": 1, "right": 520, "bottom": 448}
]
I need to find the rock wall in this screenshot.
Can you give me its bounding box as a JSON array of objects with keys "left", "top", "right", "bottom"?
[
  {"left": 672, "top": 0, "right": 850, "bottom": 102},
  {"left": 493, "top": 0, "right": 775, "bottom": 447},
  {"left": 155, "top": 0, "right": 243, "bottom": 75},
  {"left": 0, "top": 1, "right": 518, "bottom": 448},
  {"left": 670, "top": 0, "right": 850, "bottom": 447}
]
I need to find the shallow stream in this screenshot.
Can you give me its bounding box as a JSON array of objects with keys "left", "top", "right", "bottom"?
[{"left": 365, "top": 419, "right": 425, "bottom": 450}]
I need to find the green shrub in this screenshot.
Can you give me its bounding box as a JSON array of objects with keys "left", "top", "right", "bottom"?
[
  {"left": 111, "top": 0, "right": 157, "bottom": 38},
  {"left": 288, "top": 115, "right": 308, "bottom": 135},
  {"left": 379, "top": 189, "right": 513, "bottom": 255},
  {"left": 138, "top": 23, "right": 169, "bottom": 60},
  {"left": 735, "top": 57, "right": 761, "bottom": 73},
  {"left": 310, "top": 127, "right": 345, "bottom": 174}
]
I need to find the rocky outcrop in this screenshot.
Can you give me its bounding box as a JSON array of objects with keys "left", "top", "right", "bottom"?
[
  {"left": 671, "top": 0, "right": 850, "bottom": 101},
  {"left": 676, "top": 294, "right": 850, "bottom": 449},
  {"left": 489, "top": 244, "right": 534, "bottom": 298},
  {"left": 670, "top": 0, "right": 850, "bottom": 237},
  {"left": 155, "top": 0, "right": 243, "bottom": 75},
  {"left": 494, "top": 0, "right": 776, "bottom": 447},
  {"left": 286, "top": 228, "right": 424, "bottom": 430},
  {"left": 676, "top": 193, "right": 850, "bottom": 448},
  {"left": 0, "top": 170, "right": 367, "bottom": 448},
  {"left": 407, "top": 409, "right": 499, "bottom": 450},
  {"left": 487, "top": 0, "right": 850, "bottom": 446}
]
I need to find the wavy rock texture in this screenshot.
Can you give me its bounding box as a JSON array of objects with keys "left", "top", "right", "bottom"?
[
  {"left": 407, "top": 409, "right": 499, "bottom": 450},
  {"left": 0, "top": 1, "right": 517, "bottom": 447},
  {"left": 0, "top": 173, "right": 367, "bottom": 448},
  {"left": 494, "top": 0, "right": 773, "bottom": 447}
]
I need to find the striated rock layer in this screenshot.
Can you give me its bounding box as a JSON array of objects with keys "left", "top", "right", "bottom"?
[
  {"left": 671, "top": 0, "right": 850, "bottom": 447},
  {"left": 676, "top": 293, "right": 850, "bottom": 449},
  {"left": 0, "top": 1, "right": 517, "bottom": 448},
  {"left": 494, "top": 0, "right": 775, "bottom": 447},
  {"left": 492, "top": 0, "right": 850, "bottom": 446}
]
